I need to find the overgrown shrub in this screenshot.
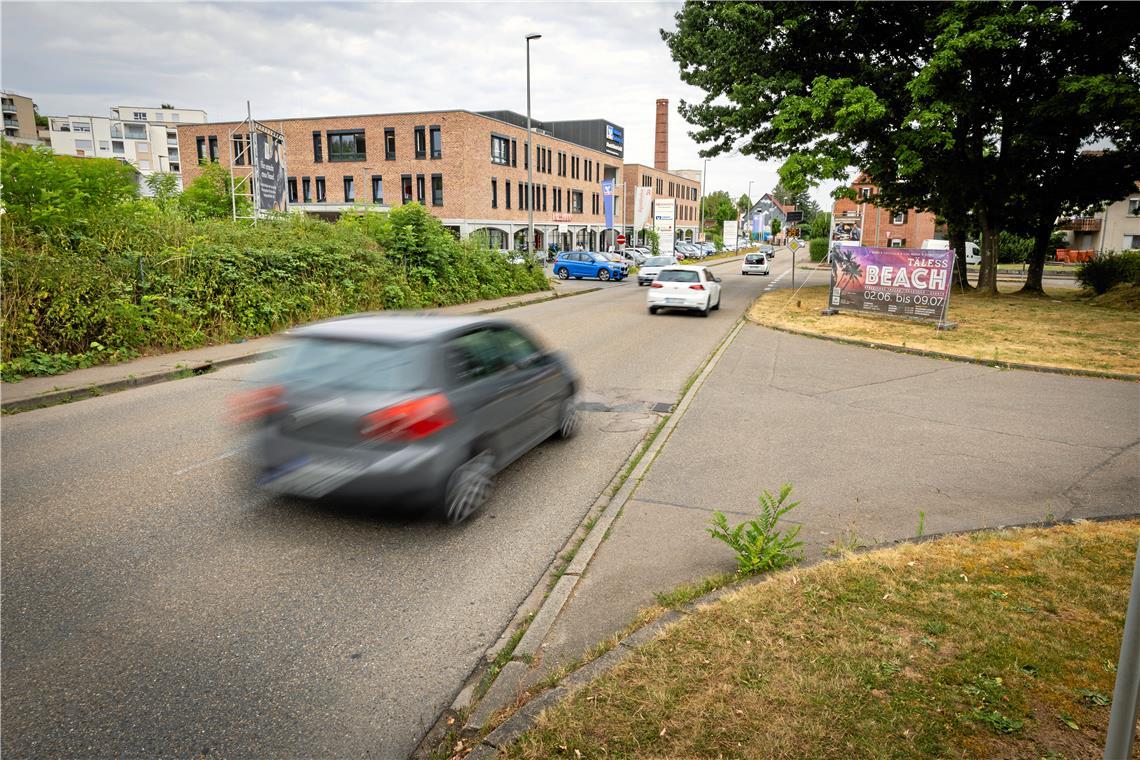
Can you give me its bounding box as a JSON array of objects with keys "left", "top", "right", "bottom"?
[
  {"left": 809, "top": 238, "right": 829, "bottom": 262},
  {"left": 997, "top": 231, "right": 1034, "bottom": 264},
  {"left": 0, "top": 147, "right": 548, "bottom": 380},
  {"left": 1076, "top": 251, "right": 1140, "bottom": 294},
  {"left": 708, "top": 483, "right": 804, "bottom": 575}
]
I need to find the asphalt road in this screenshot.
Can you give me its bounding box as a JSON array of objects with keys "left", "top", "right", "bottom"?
[{"left": 1, "top": 254, "right": 806, "bottom": 759}]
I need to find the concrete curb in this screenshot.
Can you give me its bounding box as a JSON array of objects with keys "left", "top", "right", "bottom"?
[
  {"left": 1, "top": 286, "right": 604, "bottom": 415},
  {"left": 456, "top": 512, "right": 1140, "bottom": 757},
  {"left": 745, "top": 314, "right": 1140, "bottom": 383},
  {"left": 444, "top": 317, "right": 748, "bottom": 745}
]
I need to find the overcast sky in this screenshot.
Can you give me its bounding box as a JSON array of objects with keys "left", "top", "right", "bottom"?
[{"left": 2, "top": 1, "right": 840, "bottom": 208}]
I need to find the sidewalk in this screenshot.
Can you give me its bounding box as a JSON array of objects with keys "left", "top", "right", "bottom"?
[
  {"left": 1, "top": 281, "right": 596, "bottom": 411},
  {"left": 518, "top": 319, "right": 1139, "bottom": 687}
]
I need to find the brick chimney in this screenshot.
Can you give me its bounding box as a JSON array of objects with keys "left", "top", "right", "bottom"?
[{"left": 654, "top": 98, "right": 668, "bottom": 171}]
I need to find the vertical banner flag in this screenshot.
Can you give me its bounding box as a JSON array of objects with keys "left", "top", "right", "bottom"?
[
  {"left": 654, "top": 198, "right": 676, "bottom": 254},
  {"left": 633, "top": 186, "right": 654, "bottom": 231},
  {"left": 256, "top": 132, "right": 286, "bottom": 213},
  {"left": 829, "top": 247, "right": 955, "bottom": 322},
  {"left": 752, "top": 213, "right": 761, "bottom": 241},
  {"left": 602, "top": 179, "right": 615, "bottom": 230}
]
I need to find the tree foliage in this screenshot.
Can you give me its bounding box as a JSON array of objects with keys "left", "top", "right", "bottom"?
[
  {"left": 702, "top": 190, "right": 737, "bottom": 224},
  {"left": 179, "top": 161, "right": 245, "bottom": 221},
  {"left": 662, "top": 2, "right": 1140, "bottom": 295}
]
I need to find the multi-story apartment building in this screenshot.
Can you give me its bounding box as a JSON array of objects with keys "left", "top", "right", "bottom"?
[
  {"left": 177, "top": 109, "right": 624, "bottom": 251},
  {"left": 48, "top": 105, "right": 207, "bottom": 189},
  {"left": 1058, "top": 181, "right": 1140, "bottom": 253},
  {"left": 831, "top": 173, "right": 937, "bottom": 248},
  {"left": 2, "top": 91, "right": 44, "bottom": 146}
]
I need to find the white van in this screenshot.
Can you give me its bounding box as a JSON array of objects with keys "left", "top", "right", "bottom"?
[{"left": 922, "top": 239, "right": 980, "bottom": 266}]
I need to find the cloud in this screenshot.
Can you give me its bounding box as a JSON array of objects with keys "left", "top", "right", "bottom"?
[{"left": 1, "top": 1, "right": 841, "bottom": 208}]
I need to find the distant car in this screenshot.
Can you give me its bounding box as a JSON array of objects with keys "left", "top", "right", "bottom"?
[
  {"left": 700, "top": 242, "right": 716, "bottom": 255},
  {"left": 741, "top": 252, "right": 770, "bottom": 275},
  {"left": 647, "top": 265, "right": 723, "bottom": 317},
  {"left": 234, "top": 315, "right": 580, "bottom": 524},
  {"left": 676, "top": 243, "right": 701, "bottom": 260},
  {"left": 759, "top": 244, "right": 775, "bottom": 258},
  {"left": 637, "top": 255, "right": 676, "bottom": 286},
  {"left": 553, "top": 251, "right": 626, "bottom": 282},
  {"left": 612, "top": 250, "right": 644, "bottom": 267}
]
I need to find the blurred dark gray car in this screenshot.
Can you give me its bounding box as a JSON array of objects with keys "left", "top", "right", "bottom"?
[{"left": 232, "top": 315, "right": 579, "bottom": 523}]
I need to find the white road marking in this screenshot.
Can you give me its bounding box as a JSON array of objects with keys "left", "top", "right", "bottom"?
[{"left": 174, "top": 443, "right": 252, "bottom": 475}]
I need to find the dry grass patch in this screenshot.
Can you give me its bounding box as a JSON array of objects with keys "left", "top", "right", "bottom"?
[
  {"left": 506, "top": 521, "right": 1139, "bottom": 759},
  {"left": 748, "top": 285, "right": 1140, "bottom": 375}
]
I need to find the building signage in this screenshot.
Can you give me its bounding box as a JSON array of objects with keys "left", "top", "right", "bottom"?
[
  {"left": 603, "top": 122, "right": 624, "bottom": 158},
  {"left": 633, "top": 186, "right": 654, "bottom": 231},
  {"left": 553, "top": 212, "right": 573, "bottom": 222},
  {"left": 828, "top": 247, "right": 955, "bottom": 322},
  {"left": 602, "top": 179, "right": 615, "bottom": 229},
  {"left": 723, "top": 219, "right": 739, "bottom": 251},
  {"left": 654, "top": 198, "right": 676, "bottom": 254},
  {"left": 256, "top": 132, "right": 286, "bottom": 213},
  {"left": 605, "top": 124, "right": 623, "bottom": 144}
]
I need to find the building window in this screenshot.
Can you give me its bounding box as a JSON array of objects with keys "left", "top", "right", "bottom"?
[
  {"left": 371, "top": 175, "right": 383, "bottom": 204},
  {"left": 511, "top": 139, "right": 518, "bottom": 167},
  {"left": 401, "top": 174, "right": 413, "bottom": 203},
  {"left": 656, "top": 178, "right": 663, "bottom": 194},
  {"left": 315, "top": 176, "right": 326, "bottom": 202},
  {"left": 196, "top": 136, "right": 206, "bottom": 162},
  {"left": 542, "top": 185, "right": 547, "bottom": 212},
  {"left": 124, "top": 123, "right": 147, "bottom": 140},
  {"left": 312, "top": 131, "right": 323, "bottom": 163},
  {"left": 328, "top": 130, "right": 366, "bottom": 162},
  {"left": 505, "top": 180, "right": 511, "bottom": 209},
  {"left": 416, "top": 174, "right": 425, "bottom": 203},
  {"left": 524, "top": 143, "right": 529, "bottom": 171},
  {"left": 889, "top": 238, "right": 905, "bottom": 248},
  {"left": 287, "top": 177, "right": 298, "bottom": 203},
  {"left": 431, "top": 174, "right": 443, "bottom": 206},
  {"left": 891, "top": 211, "right": 907, "bottom": 225},
  {"left": 642, "top": 174, "right": 651, "bottom": 187},
  {"left": 518, "top": 182, "right": 525, "bottom": 210},
  {"left": 491, "top": 178, "right": 498, "bottom": 209},
  {"left": 232, "top": 134, "right": 247, "bottom": 166},
  {"left": 491, "top": 135, "right": 510, "bottom": 165},
  {"left": 385, "top": 128, "right": 396, "bottom": 160},
  {"left": 133, "top": 111, "right": 147, "bottom": 120},
  {"left": 414, "top": 126, "right": 426, "bottom": 159},
  {"left": 1123, "top": 234, "right": 1140, "bottom": 250},
  {"left": 430, "top": 126, "right": 441, "bottom": 159},
  {"left": 303, "top": 177, "right": 312, "bottom": 202},
  {"left": 113, "top": 140, "right": 125, "bottom": 155},
  {"left": 170, "top": 163, "right": 180, "bottom": 173},
  {"left": 171, "top": 113, "right": 180, "bottom": 122},
  {"left": 208, "top": 136, "right": 219, "bottom": 162},
  {"left": 571, "top": 190, "right": 583, "bottom": 214},
  {"left": 1128, "top": 198, "right": 1139, "bottom": 215},
  {"left": 860, "top": 187, "right": 873, "bottom": 199},
  {"left": 344, "top": 175, "right": 355, "bottom": 203}
]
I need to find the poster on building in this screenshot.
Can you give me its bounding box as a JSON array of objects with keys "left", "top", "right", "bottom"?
[
  {"left": 633, "top": 186, "right": 654, "bottom": 231},
  {"left": 828, "top": 247, "right": 955, "bottom": 322},
  {"left": 256, "top": 132, "right": 286, "bottom": 213},
  {"left": 654, "top": 198, "right": 676, "bottom": 254},
  {"left": 751, "top": 213, "right": 762, "bottom": 241},
  {"left": 723, "top": 219, "right": 739, "bottom": 251},
  {"left": 602, "top": 179, "right": 615, "bottom": 229}
]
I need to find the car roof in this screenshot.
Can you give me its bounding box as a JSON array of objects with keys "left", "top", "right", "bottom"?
[
  {"left": 659, "top": 264, "right": 706, "bottom": 272},
  {"left": 288, "top": 314, "right": 511, "bottom": 344}
]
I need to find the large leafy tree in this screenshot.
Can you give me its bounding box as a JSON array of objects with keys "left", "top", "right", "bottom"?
[
  {"left": 702, "top": 190, "right": 737, "bottom": 224},
  {"left": 663, "top": 2, "right": 1140, "bottom": 295}
]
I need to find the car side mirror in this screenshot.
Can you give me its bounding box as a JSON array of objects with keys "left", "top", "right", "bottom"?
[{"left": 714, "top": 277, "right": 723, "bottom": 283}]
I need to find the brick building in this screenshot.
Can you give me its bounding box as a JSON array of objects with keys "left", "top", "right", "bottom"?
[
  {"left": 177, "top": 109, "right": 624, "bottom": 252},
  {"left": 619, "top": 163, "right": 701, "bottom": 243},
  {"left": 831, "top": 173, "right": 938, "bottom": 248}
]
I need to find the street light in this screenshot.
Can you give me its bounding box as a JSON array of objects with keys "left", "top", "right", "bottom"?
[
  {"left": 746, "top": 179, "right": 755, "bottom": 244},
  {"left": 526, "top": 32, "right": 541, "bottom": 260},
  {"left": 697, "top": 158, "right": 709, "bottom": 243}
]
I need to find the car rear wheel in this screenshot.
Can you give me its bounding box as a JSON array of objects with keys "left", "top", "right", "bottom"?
[
  {"left": 556, "top": 396, "right": 578, "bottom": 439},
  {"left": 441, "top": 450, "right": 495, "bottom": 525},
  {"left": 556, "top": 267, "right": 570, "bottom": 280},
  {"left": 712, "top": 294, "right": 721, "bottom": 311},
  {"left": 700, "top": 299, "right": 711, "bottom": 317},
  {"left": 599, "top": 269, "right": 611, "bottom": 281},
  {"left": 648, "top": 306, "right": 658, "bottom": 315}
]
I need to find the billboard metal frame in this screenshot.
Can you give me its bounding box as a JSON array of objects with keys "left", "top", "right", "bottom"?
[{"left": 229, "top": 101, "right": 288, "bottom": 222}]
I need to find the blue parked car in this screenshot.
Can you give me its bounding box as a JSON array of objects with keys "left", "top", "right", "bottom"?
[{"left": 553, "top": 251, "right": 627, "bottom": 282}]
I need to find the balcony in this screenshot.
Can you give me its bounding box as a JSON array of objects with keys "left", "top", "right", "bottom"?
[
  {"left": 2, "top": 103, "right": 17, "bottom": 114},
  {"left": 4, "top": 118, "right": 19, "bottom": 128},
  {"left": 1057, "top": 217, "right": 1101, "bottom": 232}
]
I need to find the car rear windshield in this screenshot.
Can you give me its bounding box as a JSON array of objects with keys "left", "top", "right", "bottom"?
[
  {"left": 644, "top": 256, "right": 673, "bottom": 267},
  {"left": 271, "top": 338, "right": 429, "bottom": 392},
  {"left": 746, "top": 254, "right": 766, "bottom": 263},
  {"left": 656, "top": 269, "right": 700, "bottom": 283}
]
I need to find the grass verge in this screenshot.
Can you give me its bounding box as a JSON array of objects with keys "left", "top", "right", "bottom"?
[
  {"left": 506, "top": 520, "right": 1139, "bottom": 759},
  {"left": 749, "top": 285, "right": 1140, "bottom": 375}
]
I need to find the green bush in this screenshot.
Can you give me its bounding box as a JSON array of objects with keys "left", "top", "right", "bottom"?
[
  {"left": 0, "top": 147, "right": 549, "bottom": 380},
  {"left": 996, "top": 231, "right": 1034, "bottom": 264},
  {"left": 809, "top": 238, "right": 829, "bottom": 262},
  {"left": 707, "top": 484, "right": 804, "bottom": 575},
  {"left": 1076, "top": 251, "right": 1140, "bottom": 294}
]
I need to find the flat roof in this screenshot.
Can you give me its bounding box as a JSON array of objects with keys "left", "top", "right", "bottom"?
[{"left": 622, "top": 163, "right": 702, "bottom": 183}]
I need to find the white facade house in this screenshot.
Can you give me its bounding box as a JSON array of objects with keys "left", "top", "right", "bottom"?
[{"left": 47, "top": 105, "right": 206, "bottom": 191}]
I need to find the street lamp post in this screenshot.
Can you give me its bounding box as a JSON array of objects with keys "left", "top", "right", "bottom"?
[
  {"left": 526, "top": 32, "right": 541, "bottom": 261},
  {"left": 697, "top": 158, "right": 708, "bottom": 243}
]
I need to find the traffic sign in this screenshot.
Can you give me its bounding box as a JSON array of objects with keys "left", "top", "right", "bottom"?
[
  {"left": 786, "top": 211, "right": 804, "bottom": 223},
  {"left": 617, "top": 234, "right": 626, "bottom": 245},
  {"left": 788, "top": 238, "right": 804, "bottom": 252}
]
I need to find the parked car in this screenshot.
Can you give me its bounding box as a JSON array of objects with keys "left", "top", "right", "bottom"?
[
  {"left": 646, "top": 265, "right": 723, "bottom": 316},
  {"left": 675, "top": 242, "right": 700, "bottom": 259},
  {"left": 233, "top": 315, "right": 579, "bottom": 524},
  {"left": 553, "top": 251, "right": 627, "bottom": 281},
  {"left": 922, "top": 238, "right": 981, "bottom": 265},
  {"left": 758, "top": 244, "right": 775, "bottom": 258},
  {"left": 637, "top": 255, "right": 677, "bottom": 286},
  {"left": 700, "top": 242, "right": 717, "bottom": 255},
  {"left": 611, "top": 250, "right": 643, "bottom": 267},
  {"left": 741, "top": 252, "right": 770, "bottom": 275}
]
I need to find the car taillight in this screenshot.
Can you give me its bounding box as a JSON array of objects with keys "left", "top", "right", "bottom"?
[
  {"left": 650, "top": 282, "right": 664, "bottom": 288},
  {"left": 229, "top": 385, "right": 285, "bottom": 423},
  {"left": 689, "top": 284, "right": 705, "bottom": 290},
  {"left": 360, "top": 393, "right": 455, "bottom": 441}
]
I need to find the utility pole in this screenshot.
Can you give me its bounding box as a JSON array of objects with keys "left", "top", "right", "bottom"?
[{"left": 525, "top": 32, "right": 542, "bottom": 261}]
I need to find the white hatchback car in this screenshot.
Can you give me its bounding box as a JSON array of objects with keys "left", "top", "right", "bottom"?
[
  {"left": 647, "top": 265, "right": 723, "bottom": 317},
  {"left": 741, "top": 252, "right": 770, "bottom": 275}
]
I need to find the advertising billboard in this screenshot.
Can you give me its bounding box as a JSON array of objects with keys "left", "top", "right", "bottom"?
[
  {"left": 654, "top": 198, "right": 676, "bottom": 254},
  {"left": 723, "top": 219, "right": 739, "bottom": 250},
  {"left": 828, "top": 247, "right": 955, "bottom": 322},
  {"left": 604, "top": 122, "right": 624, "bottom": 158},
  {"left": 633, "top": 186, "right": 654, "bottom": 231},
  {"left": 256, "top": 132, "right": 286, "bottom": 213}
]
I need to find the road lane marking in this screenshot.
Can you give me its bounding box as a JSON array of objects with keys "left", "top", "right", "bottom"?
[{"left": 174, "top": 443, "right": 252, "bottom": 475}]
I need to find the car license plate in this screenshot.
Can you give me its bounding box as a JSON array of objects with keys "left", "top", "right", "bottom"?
[
  {"left": 259, "top": 456, "right": 366, "bottom": 498},
  {"left": 665, "top": 298, "right": 683, "bottom": 305}
]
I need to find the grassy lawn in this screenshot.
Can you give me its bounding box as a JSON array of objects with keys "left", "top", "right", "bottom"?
[
  {"left": 507, "top": 521, "right": 1139, "bottom": 759},
  {"left": 748, "top": 285, "right": 1140, "bottom": 375}
]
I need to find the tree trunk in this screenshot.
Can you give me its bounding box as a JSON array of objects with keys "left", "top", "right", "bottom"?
[
  {"left": 1018, "top": 216, "right": 1054, "bottom": 296},
  {"left": 948, "top": 222, "right": 973, "bottom": 292},
  {"left": 976, "top": 212, "right": 999, "bottom": 296}
]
